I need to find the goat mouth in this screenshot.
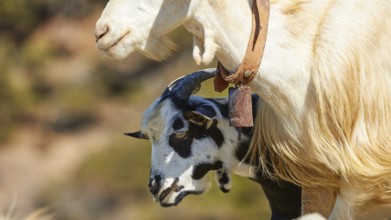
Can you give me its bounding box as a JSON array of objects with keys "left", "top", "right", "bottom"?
[
  {"left": 158, "top": 178, "right": 181, "bottom": 202},
  {"left": 159, "top": 190, "right": 203, "bottom": 207},
  {"left": 156, "top": 178, "right": 203, "bottom": 207},
  {"left": 98, "top": 31, "right": 130, "bottom": 53}
]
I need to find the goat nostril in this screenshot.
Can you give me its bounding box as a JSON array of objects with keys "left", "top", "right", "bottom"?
[
  {"left": 95, "top": 24, "right": 109, "bottom": 42},
  {"left": 149, "top": 180, "right": 159, "bottom": 196},
  {"left": 148, "top": 175, "right": 161, "bottom": 196}
]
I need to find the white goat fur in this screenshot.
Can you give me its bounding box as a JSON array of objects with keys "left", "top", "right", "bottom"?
[{"left": 96, "top": 0, "right": 391, "bottom": 218}]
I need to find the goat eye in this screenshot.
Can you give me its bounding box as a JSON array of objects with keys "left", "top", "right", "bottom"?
[{"left": 174, "top": 131, "right": 187, "bottom": 139}]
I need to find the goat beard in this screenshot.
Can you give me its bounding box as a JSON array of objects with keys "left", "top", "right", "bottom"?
[{"left": 141, "top": 36, "right": 178, "bottom": 61}]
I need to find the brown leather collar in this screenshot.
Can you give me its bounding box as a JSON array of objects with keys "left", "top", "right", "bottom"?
[{"left": 214, "top": 0, "right": 270, "bottom": 92}]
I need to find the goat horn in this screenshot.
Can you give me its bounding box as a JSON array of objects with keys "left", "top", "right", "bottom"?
[
  {"left": 171, "top": 68, "right": 216, "bottom": 104},
  {"left": 124, "top": 131, "right": 149, "bottom": 140}
]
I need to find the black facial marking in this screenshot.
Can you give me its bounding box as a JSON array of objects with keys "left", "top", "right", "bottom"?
[
  {"left": 169, "top": 118, "right": 225, "bottom": 158},
  {"left": 192, "top": 161, "right": 223, "bottom": 180},
  {"left": 172, "top": 117, "right": 184, "bottom": 130},
  {"left": 187, "top": 119, "right": 224, "bottom": 147},
  {"left": 169, "top": 134, "right": 193, "bottom": 158},
  {"left": 203, "top": 120, "right": 224, "bottom": 147}
]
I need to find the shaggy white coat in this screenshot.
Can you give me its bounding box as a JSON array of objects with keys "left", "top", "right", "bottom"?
[{"left": 96, "top": 0, "right": 391, "bottom": 218}]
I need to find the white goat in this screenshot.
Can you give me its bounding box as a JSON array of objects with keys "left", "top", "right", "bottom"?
[{"left": 95, "top": 1, "right": 391, "bottom": 219}]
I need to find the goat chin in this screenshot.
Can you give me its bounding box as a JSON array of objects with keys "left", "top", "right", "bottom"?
[
  {"left": 141, "top": 37, "right": 178, "bottom": 61},
  {"left": 157, "top": 179, "right": 210, "bottom": 207}
]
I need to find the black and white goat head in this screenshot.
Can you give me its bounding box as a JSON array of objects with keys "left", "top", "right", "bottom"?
[
  {"left": 126, "top": 69, "right": 301, "bottom": 220},
  {"left": 126, "top": 69, "right": 251, "bottom": 207}
]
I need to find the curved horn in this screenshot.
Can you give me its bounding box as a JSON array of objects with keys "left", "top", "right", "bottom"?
[{"left": 170, "top": 68, "right": 216, "bottom": 102}]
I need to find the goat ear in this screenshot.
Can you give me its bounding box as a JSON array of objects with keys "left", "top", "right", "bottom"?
[
  {"left": 184, "top": 111, "right": 213, "bottom": 128},
  {"left": 124, "top": 131, "right": 149, "bottom": 140}
]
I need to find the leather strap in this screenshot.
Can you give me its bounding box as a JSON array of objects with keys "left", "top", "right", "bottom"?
[{"left": 214, "top": 0, "right": 270, "bottom": 92}]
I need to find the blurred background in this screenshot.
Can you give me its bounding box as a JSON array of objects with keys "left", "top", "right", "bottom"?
[{"left": 0, "top": 1, "right": 271, "bottom": 219}]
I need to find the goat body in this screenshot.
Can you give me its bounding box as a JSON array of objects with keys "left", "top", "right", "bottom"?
[{"left": 97, "top": 0, "right": 391, "bottom": 218}]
